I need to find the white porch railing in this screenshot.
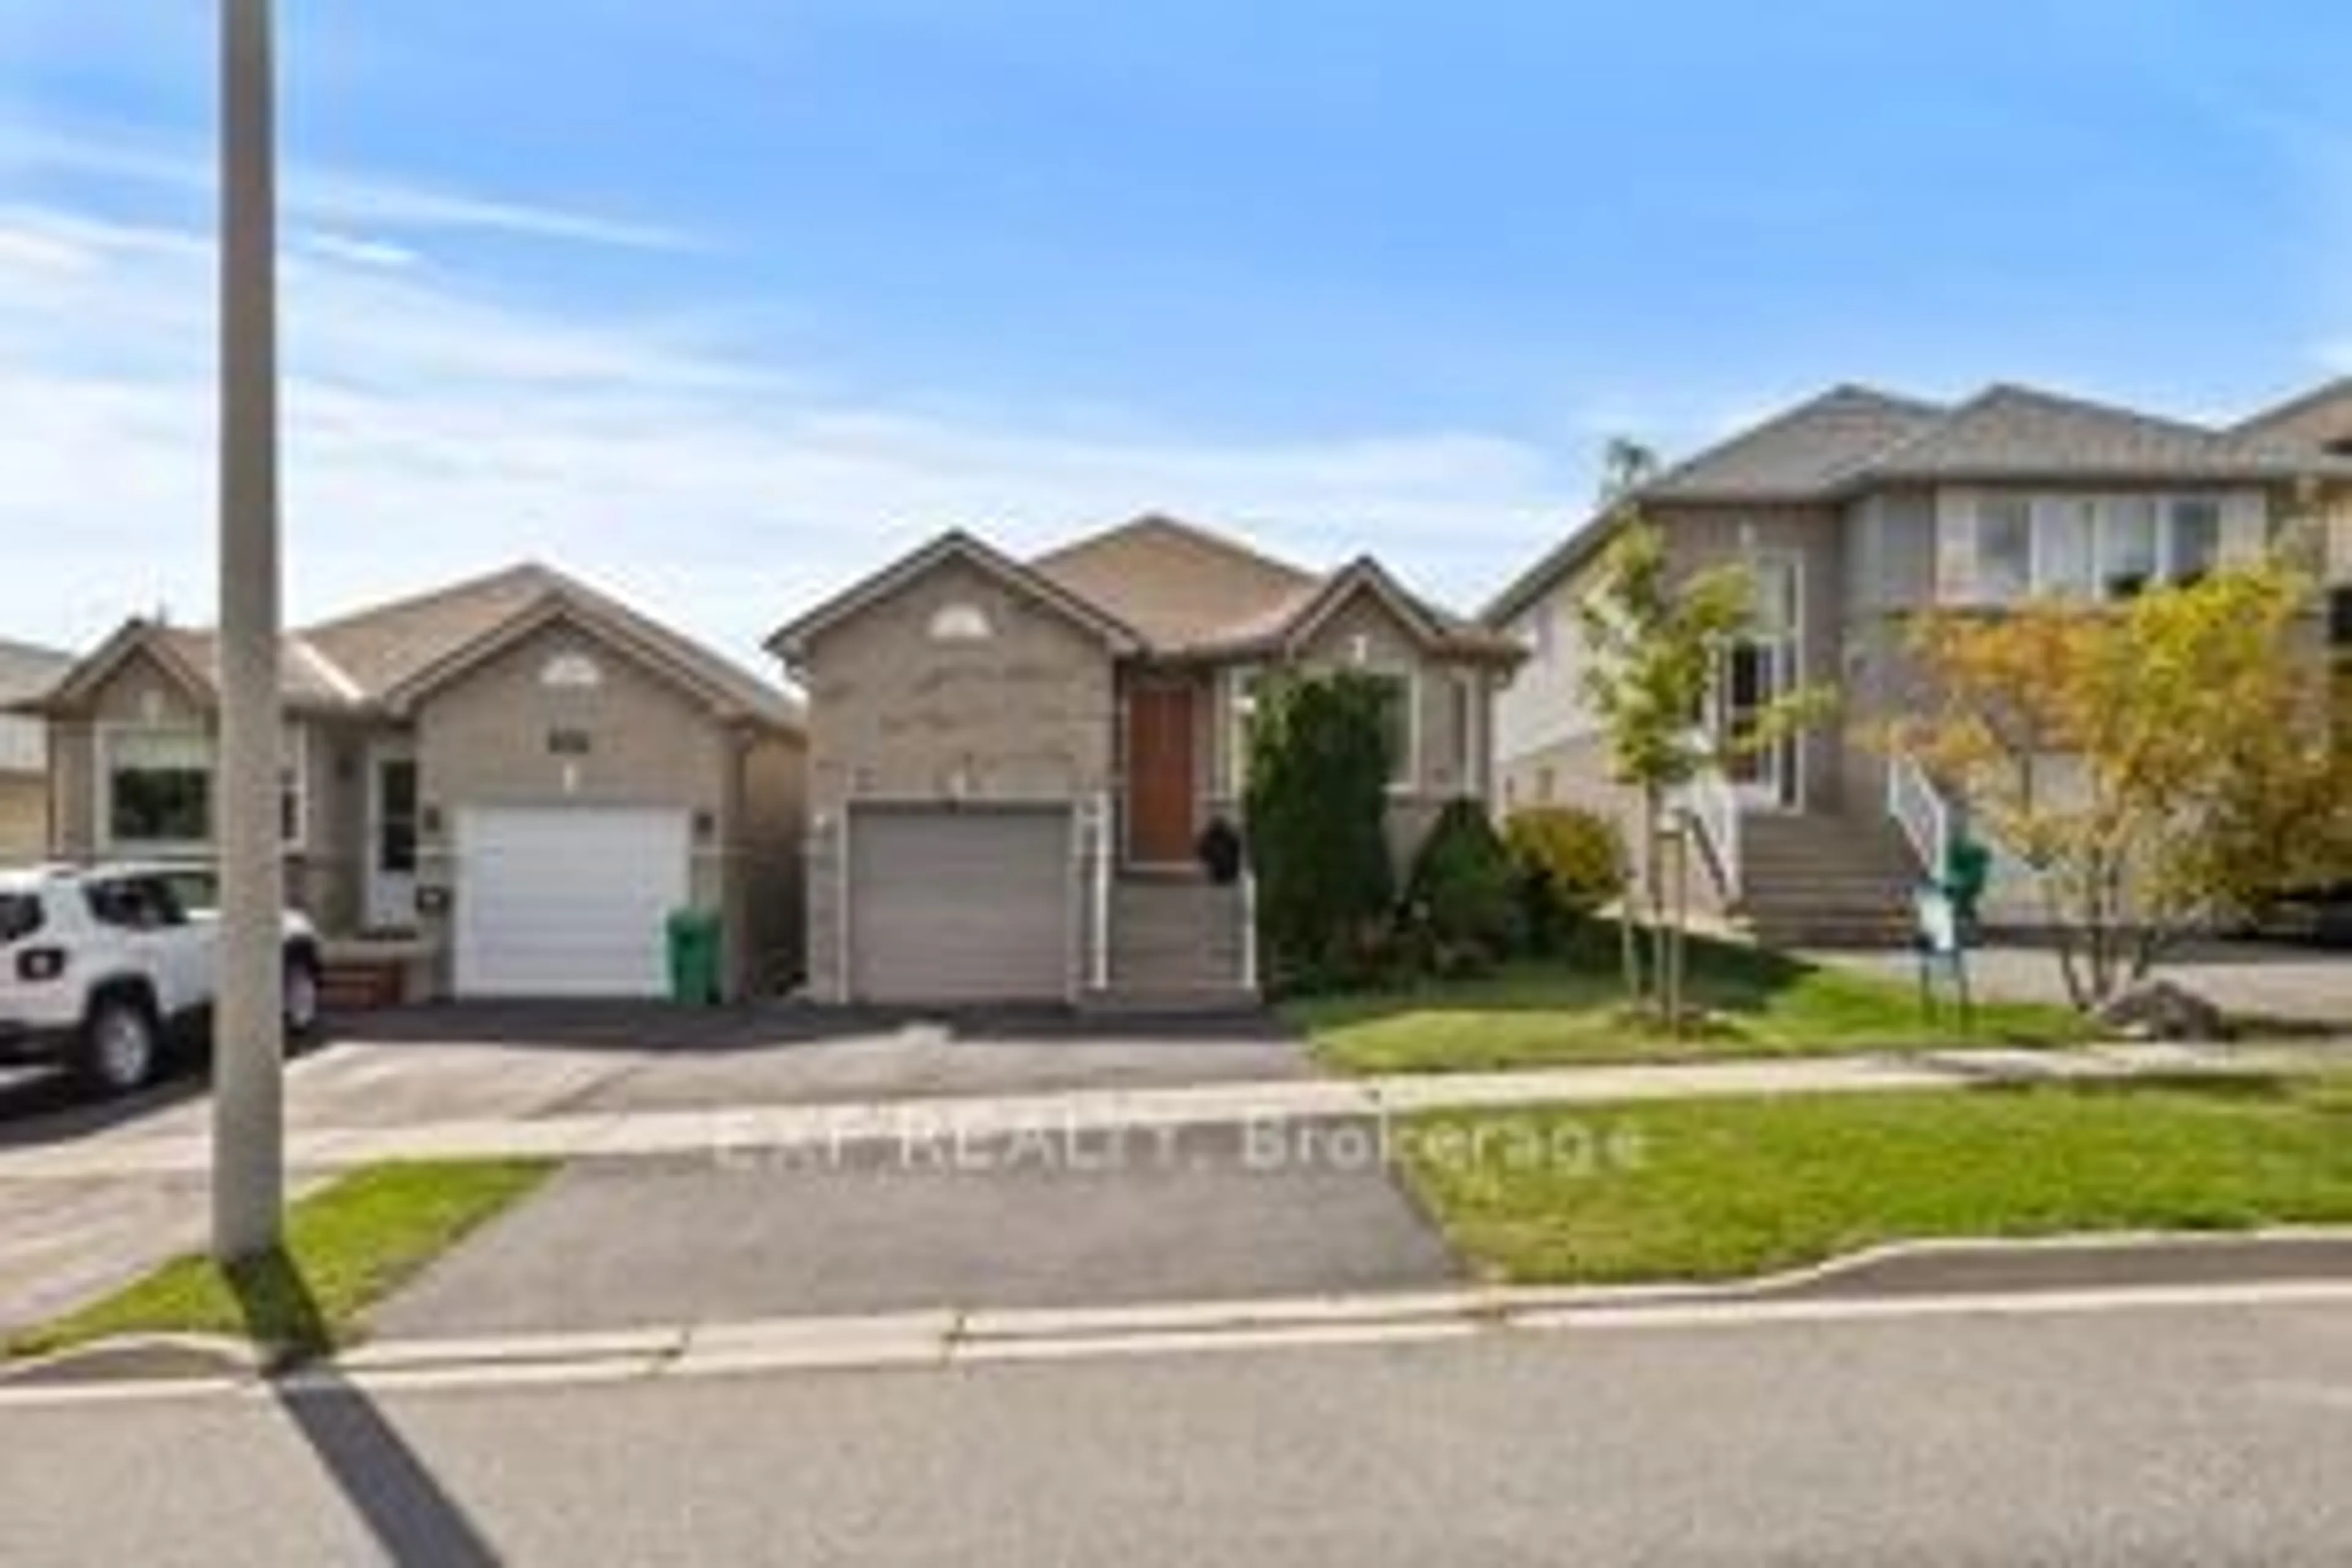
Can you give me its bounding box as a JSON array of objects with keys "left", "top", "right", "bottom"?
[
  {"left": 1676, "top": 765, "right": 1742, "bottom": 905},
  {"left": 1087, "top": 793, "right": 1113, "bottom": 992},
  {"left": 1887, "top": 749, "right": 1951, "bottom": 881},
  {"left": 1239, "top": 854, "right": 1261, "bottom": 995}
]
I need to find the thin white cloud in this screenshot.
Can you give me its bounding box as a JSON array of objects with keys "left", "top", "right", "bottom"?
[
  {"left": 0, "top": 200, "right": 1574, "bottom": 664},
  {"left": 298, "top": 231, "right": 426, "bottom": 271},
  {"left": 0, "top": 124, "right": 696, "bottom": 252}
]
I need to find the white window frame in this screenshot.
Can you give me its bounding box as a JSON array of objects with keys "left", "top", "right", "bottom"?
[
  {"left": 1966, "top": 491, "right": 2248, "bottom": 605},
  {"left": 280, "top": 723, "right": 311, "bottom": 850},
  {"left": 1367, "top": 668, "right": 1420, "bottom": 796},
  {"left": 96, "top": 723, "right": 214, "bottom": 858},
  {"left": 1224, "top": 663, "right": 1421, "bottom": 795},
  {"left": 1450, "top": 672, "right": 1480, "bottom": 794},
  {"left": 2030, "top": 497, "right": 2100, "bottom": 601},
  {"left": 1972, "top": 494, "right": 2036, "bottom": 603},
  {"left": 94, "top": 721, "right": 310, "bottom": 856},
  {"left": 1221, "top": 665, "right": 1262, "bottom": 797}
]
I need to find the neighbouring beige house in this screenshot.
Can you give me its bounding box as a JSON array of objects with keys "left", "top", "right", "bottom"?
[
  {"left": 769, "top": 515, "right": 1521, "bottom": 1007},
  {"left": 1487, "top": 382, "right": 2352, "bottom": 943},
  {"left": 0, "top": 638, "right": 72, "bottom": 861},
  {"left": 21, "top": 565, "right": 806, "bottom": 1001}
]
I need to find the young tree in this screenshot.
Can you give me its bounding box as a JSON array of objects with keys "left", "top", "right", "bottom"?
[
  {"left": 1901, "top": 560, "right": 2352, "bottom": 1009},
  {"left": 1577, "top": 516, "right": 1831, "bottom": 1030}
]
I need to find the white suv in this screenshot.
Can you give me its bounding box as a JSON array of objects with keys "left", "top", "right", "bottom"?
[{"left": 0, "top": 864, "right": 322, "bottom": 1098}]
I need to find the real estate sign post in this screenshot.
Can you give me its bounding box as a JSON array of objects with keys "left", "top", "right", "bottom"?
[{"left": 213, "top": 0, "right": 285, "bottom": 1261}]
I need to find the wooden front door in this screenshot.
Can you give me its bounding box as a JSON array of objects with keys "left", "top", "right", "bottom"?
[{"left": 1126, "top": 683, "right": 1197, "bottom": 867}]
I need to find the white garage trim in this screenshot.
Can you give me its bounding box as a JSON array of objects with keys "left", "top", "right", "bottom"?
[{"left": 453, "top": 806, "right": 692, "bottom": 998}]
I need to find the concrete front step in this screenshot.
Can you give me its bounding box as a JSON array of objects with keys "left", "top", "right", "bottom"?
[
  {"left": 1735, "top": 810, "right": 1925, "bottom": 951},
  {"left": 1110, "top": 879, "right": 1248, "bottom": 992},
  {"left": 319, "top": 960, "right": 409, "bottom": 1012}
]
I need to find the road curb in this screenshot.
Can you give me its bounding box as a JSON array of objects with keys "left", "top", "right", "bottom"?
[{"left": 7, "top": 1227, "right": 2348, "bottom": 1403}]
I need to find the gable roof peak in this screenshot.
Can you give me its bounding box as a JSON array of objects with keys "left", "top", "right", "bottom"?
[
  {"left": 1028, "top": 512, "right": 1322, "bottom": 650},
  {"left": 1033, "top": 512, "right": 1316, "bottom": 582}
]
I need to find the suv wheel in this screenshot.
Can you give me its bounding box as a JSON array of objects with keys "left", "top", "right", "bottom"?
[
  {"left": 283, "top": 955, "right": 323, "bottom": 1044},
  {"left": 78, "top": 994, "right": 160, "bottom": 1097}
]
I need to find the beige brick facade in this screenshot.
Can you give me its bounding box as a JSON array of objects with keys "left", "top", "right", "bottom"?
[{"left": 38, "top": 605, "right": 805, "bottom": 1000}]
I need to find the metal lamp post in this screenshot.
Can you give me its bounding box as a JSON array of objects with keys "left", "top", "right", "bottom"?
[{"left": 214, "top": 0, "right": 285, "bottom": 1262}]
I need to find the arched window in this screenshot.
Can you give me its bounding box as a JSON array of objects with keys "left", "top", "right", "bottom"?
[
  {"left": 540, "top": 652, "right": 603, "bottom": 690},
  {"left": 928, "top": 603, "right": 993, "bottom": 643}
]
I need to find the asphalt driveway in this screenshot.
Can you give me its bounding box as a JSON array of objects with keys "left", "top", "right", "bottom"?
[
  {"left": 0, "top": 1005, "right": 1313, "bottom": 1338},
  {"left": 371, "top": 1118, "right": 1459, "bottom": 1336}
]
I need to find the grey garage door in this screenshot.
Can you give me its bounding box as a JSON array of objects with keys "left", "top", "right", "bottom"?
[{"left": 848, "top": 805, "right": 1076, "bottom": 1004}]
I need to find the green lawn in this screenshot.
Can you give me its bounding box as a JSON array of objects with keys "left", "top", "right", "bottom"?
[
  {"left": 1288, "top": 936, "right": 2090, "bottom": 1075},
  {"left": 7, "top": 1159, "right": 555, "bottom": 1366},
  {"left": 1400, "top": 1074, "right": 2352, "bottom": 1285}
]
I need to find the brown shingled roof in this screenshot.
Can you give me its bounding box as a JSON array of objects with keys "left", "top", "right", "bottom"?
[
  {"left": 309, "top": 562, "right": 799, "bottom": 726},
  {"left": 1030, "top": 514, "right": 1321, "bottom": 650},
  {"left": 32, "top": 564, "right": 799, "bottom": 729}
]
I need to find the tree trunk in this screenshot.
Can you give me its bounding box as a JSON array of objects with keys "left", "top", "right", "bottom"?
[
  {"left": 1643, "top": 788, "right": 1668, "bottom": 1022},
  {"left": 2043, "top": 879, "right": 2090, "bottom": 1012},
  {"left": 1667, "top": 823, "right": 1689, "bottom": 1038},
  {"left": 1616, "top": 845, "right": 1642, "bottom": 1006}
]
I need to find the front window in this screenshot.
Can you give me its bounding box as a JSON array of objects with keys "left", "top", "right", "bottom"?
[
  {"left": 1975, "top": 497, "right": 2034, "bottom": 601},
  {"left": 106, "top": 730, "right": 213, "bottom": 848},
  {"left": 1967, "top": 492, "right": 2237, "bottom": 604},
  {"left": 100, "top": 726, "right": 307, "bottom": 851},
  {"left": 1223, "top": 668, "right": 1262, "bottom": 796},
  {"left": 2034, "top": 498, "right": 2099, "bottom": 600},
  {"left": 2100, "top": 497, "right": 2160, "bottom": 598},
  {"left": 1450, "top": 675, "right": 1477, "bottom": 790},
  {"left": 2168, "top": 499, "right": 2222, "bottom": 584},
  {"left": 1368, "top": 673, "right": 1414, "bottom": 792}
]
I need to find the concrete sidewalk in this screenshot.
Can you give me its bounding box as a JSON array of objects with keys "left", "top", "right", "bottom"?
[{"left": 2, "top": 1040, "right": 2339, "bottom": 1185}]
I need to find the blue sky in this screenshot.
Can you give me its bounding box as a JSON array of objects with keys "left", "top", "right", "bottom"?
[{"left": 2, "top": 1, "right": 2350, "bottom": 662}]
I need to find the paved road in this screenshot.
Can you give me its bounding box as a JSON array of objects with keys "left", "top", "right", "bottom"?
[
  {"left": 373, "top": 1120, "right": 1459, "bottom": 1335},
  {"left": 5, "top": 1297, "right": 2349, "bottom": 1564}
]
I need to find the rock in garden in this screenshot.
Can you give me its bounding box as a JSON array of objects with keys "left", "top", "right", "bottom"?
[{"left": 2095, "top": 980, "right": 2230, "bottom": 1043}]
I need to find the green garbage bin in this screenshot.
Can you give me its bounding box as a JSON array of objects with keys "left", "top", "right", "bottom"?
[
  {"left": 1943, "top": 834, "right": 1992, "bottom": 927},
  {"left": 665, "top": 908, "right": 723, "bottom": 1006}
]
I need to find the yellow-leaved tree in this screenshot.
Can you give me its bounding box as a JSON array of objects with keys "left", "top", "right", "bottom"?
[{"left": 1901, "top": 559, "right": 2351, "bottom": 1009}]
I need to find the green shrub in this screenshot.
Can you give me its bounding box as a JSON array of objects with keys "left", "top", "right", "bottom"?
[
  {"left": 1245, "top": 672, "right": 1399, "bottom": 992},
  {"left": 1506, "top": 806, "right": 1629, "bottom": 954},
  {"left": 1403, "top": 798, "right": 1523, "bottom": 974}
]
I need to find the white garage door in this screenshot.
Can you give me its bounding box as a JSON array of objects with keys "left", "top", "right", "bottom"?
[
  {"left": 848, "top": 805, "right": 1074, "bottom": 1004},
  {"left": 454, "top": 807, "right": 692, "bottom": 998}
]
